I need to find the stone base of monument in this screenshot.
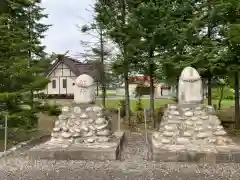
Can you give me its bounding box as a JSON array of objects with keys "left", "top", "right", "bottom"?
[
  {"left": 148, "top": 134, "right": 240, "bottom": 163},
  {"left": 28, "top": 131, "right": 125, "bottom": 161}
]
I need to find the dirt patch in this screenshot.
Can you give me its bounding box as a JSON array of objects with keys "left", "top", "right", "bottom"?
[
  {"left": 37, "top": 113, "right": 56, "bottom": 133},
  {"left": 217, "top": 107, "right": 235, "bottom": 122}
]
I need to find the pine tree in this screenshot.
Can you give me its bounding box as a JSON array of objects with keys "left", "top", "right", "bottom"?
[{"left": 0, "top": 0, "right": 49, "bottom": 128}]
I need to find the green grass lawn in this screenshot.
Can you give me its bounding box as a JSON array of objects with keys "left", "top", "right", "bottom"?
[
  {"left": 210, "top": 99, "right": 234, "bottom": 108},
  {"left": 51, "top": 98, "right": 235, "bottom": 111},
  {"left": 96, "top": 99, "right": 173, "bottom": 111},
  {"left": 96, "top": 99, "right": 234, "bottom": 111}
]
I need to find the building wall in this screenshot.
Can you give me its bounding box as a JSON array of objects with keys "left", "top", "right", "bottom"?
[{"left": 44, "top": 62, "right": 77, "bottom": 95}]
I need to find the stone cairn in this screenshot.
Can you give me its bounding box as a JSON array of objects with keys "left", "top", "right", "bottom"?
[
  {"left": 152, "top": 67, "right": 234, "bottom": 152},
  {"left": 50, "top": 74, "right": 111, "bottom": 144}
]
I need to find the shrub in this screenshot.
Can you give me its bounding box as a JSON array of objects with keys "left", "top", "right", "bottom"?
[
  {"left": 36, "top": 102, "right": 61, "bottom": 116},
  {"left": 118, "top": 99, "right": 132, "bottom": 118}
]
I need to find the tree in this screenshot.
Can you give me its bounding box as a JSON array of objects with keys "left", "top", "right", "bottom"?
[
  {"left": 0, "top": 0, "right": 49, "bottom": 128},
  {"left": 79, "top": 11, "right": 115, "bottom": 107},
  {"left": 94, "top": 0, "right": 137, "bottom": 125}
]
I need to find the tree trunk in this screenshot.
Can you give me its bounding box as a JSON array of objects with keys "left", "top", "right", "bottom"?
[
  {"left": 99, "top": 26, "right": 106, "bottom": 107},
  {"left": 176, "top": 78, "right": 179, "bottom": 103},
  {"left": 120, "top": 0, "right": 130, "bottom": 125},
  {"left": 28, "top": 6, "right": 34, "bottom": 111},
  {"left": 96, "top": 81, "right": 99, "bottom": 96},
  {"left": 218, "top": 86, "right": 224, "bottom": 110},
  {"left": 207, "top": 75, "right": 212, "bottom": 105},
  {"left": 148, "top": 50, "right": 155, "bottom": 128},
  {"left": 123, "top": 51, "right": 130, "bottom": 125},
  {"left": 234, "top": 71, "right": 240, "bottom": 128},
  {"left": 202, "top": 80, "right": 205, "bottom": 103}
]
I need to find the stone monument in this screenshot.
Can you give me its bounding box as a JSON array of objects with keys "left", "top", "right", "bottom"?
[
  {"left": 28, "top": 73, "right": 124, "bottom": 160},
  {"left": 148, "top": 67, "right": 240, "bottom": 163},
  {"left": 178, "top": 66, "right": 203, "bottom": 104}
]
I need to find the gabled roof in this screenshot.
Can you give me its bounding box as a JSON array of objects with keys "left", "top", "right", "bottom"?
[{"left": 46, "top": 55, "right": 103, "bottom": 80}]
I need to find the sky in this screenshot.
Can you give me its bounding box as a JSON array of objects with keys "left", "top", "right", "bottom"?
[{"left": 41, "top": 0, "right": 95, "bottom": 58}]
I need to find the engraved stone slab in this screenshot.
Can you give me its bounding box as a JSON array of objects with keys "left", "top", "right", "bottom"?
[
  {"left": 178, "top": 67, "right": 203, "bottom": 104},
  {"left": 74, "top": 74, "right": 96, "bottom": 104}
]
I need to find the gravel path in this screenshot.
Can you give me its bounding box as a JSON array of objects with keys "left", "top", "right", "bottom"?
[{"left": 0, "top": 132, "right": 240, "bottom": 180}]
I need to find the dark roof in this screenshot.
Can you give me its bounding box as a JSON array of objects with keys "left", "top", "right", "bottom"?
[{"left": 46, "top": 55, "right": 103, "bottom": 80}]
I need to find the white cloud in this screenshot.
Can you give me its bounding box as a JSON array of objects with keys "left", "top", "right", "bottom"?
[{"left": 41, "top": 0, "right": 95, "bottom": 58}]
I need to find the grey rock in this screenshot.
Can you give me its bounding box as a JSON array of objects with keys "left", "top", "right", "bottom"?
[
  {"left": 53, "top": 127, "right": 60, "bottom": 132},
  {"left": 73, "top": 107, "right": 81, "bottom": 114},
  {"left": 95, "top": 118, "right": 106, "bottom": 125},
  {"left": 163, "top": 131, "right": 174, "bottom": 137},
  {"left": 161, "top": 138, "right": 171, "bottom": 144},
  {"left": 183, "top": 131, "right": 192, "bottom": 137},
  {"left": 96, "top": 129, "right": 110, "bottom": 136},
  {"left": 197, "top": 132, "right": 211, "bottom": 139},
  {"left": 176, "top": 137, "right": 190, "bottom": 144},
  {"left": 80, "top": 113, "right": 88, "bottom": 119},
  {"left": 171, "top": 111, "right": 180, "bottom": 116},
  {"left": 61, "top": 132, "right": 71, "bottom": 138},
  {"left": 164, "top": 125, "right": 176, "bottom": 131},
  {"left": 97, "top": 137, "right": 109, "bottom": 142},
  {"left": 214, "top": 130, "right": 227, "bottom": 136},
  {"left": 184, "top": 111, "right": 193, "bottom": 117}
]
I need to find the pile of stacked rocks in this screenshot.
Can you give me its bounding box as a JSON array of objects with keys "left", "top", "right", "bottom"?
[
  {"left": 152, "top": 67, "right": 236, "bottom": 153},
  {"left": 153, "top": 104, "right": 233, "bottom": 152},
  {"left": 51, "top": 105, "right": 111, "bottom": 144}
]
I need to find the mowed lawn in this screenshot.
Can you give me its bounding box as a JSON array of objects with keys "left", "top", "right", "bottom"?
[{"left": 50, "top": 98, "right": 235, "bottom": 111}]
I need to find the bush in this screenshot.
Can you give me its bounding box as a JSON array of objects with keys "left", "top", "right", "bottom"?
[
  {"left": 48, "top": 105, "right": 61, "bottom": 116},
  {"left": 36, "top": 102, "right": 61, "bottom": 116},
  {"left": 118, "top": 99, "right": 132, "bottom": 118},
  {"left": 155, "top": 106, "right": 167, "bottom": 124},
  {"left": 135, "top": 98, "right": 143, "bottom": 111}
]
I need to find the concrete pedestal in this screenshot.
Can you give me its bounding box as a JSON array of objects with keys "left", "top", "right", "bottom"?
[
  {"left": 148, "top": 134, "right": 240, "bottom": 163},
  {"left": 28, "top": 132, "right": 125, "bottom": 161}
]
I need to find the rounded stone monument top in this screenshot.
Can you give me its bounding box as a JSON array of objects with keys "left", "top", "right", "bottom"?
[
  {"left": 75, "top": 74, "right": 95, "bottom": 88},
  {"left": 180, "top": 66, "right": 201, "bottom": 82}
]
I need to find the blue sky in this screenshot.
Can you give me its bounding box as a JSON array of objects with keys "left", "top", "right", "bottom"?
[{"left": 41, "top": 0, "right": 95, "bottom": 57}]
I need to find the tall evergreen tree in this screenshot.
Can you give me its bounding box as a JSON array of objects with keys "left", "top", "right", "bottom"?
[{"left": 0, "top": 0, "right": 49, "bottom": 128}]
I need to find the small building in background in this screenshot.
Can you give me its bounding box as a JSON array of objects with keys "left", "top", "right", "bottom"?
[
  {"left": 116, "top": 76, "right": 173, "bottom": 97},
  {"left": 41, "top": 55, "right": 101, "bottom": 98}
]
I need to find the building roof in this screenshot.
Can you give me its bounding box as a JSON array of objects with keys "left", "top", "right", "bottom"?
[
  {"left": 46, "top": 55, "right": 103, "bottom": 80},
  {"left": 128, "top": 76, "right": 151, "bottom": 84}
]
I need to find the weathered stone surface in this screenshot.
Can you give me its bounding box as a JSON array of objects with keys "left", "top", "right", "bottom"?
[
  {"left": 184, "top": 111, "right": 193, "bottom": 117},
  {"left": 74, "top": 74, "right": 96, "bottom": 104},
  {"left": 37, "top": 73, "right": 121, "bottom": 162},
  {"left": 148, "top": 133, "right": 240, "bottom": 163},
  {"left": 178, "top": 66, "right": 203, "bottom": 104},
  {"left": 214, "top": 130, "right": 227, "bottom": 136},
  {"left": 176, "top": 138, "right": 190, "bottom": 144},
  {"left": 28, "top": 132, "right": 125, "bottom": 161},
  {"left": 149, "top": 67, "right": 239, "bottom": 162},
  {"left": 163, "top": 131, "right": 174, "bottom": 137},
  {"left": 164, "top": 125, "right": 176, "bottom": 131}
]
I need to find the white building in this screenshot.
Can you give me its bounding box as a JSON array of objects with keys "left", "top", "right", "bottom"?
[{"left": 42, "top": 55, "right": 101, "bottom": 97}]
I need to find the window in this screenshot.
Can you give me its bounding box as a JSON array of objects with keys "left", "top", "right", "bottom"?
[
  {"left": 52, "top": 80, "right": 56, "bottom": 89},
  {"left": 63, "top": 79, "right": 67, "bottom": 88}
]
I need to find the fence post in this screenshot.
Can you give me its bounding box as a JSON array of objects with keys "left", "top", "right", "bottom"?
[
  {"left": 118, "top": 107, "right": 121, "bottom": 132},
  {"left": 4, "top": 113, "right": 8, "bottom": 153},
  {"left": 144, "top": 107, "right": 148, "bottom": 144}
]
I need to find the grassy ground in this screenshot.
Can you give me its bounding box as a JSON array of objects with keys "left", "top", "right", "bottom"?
[
  {"left": 97, "top": 99, "right": 173, "bottom": 111},
  {"left": 0, "top": 128, "right": 43, "bottom": 151},
  {"left": 49, "top": 98, "right": 234, "bottom": 111}
]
